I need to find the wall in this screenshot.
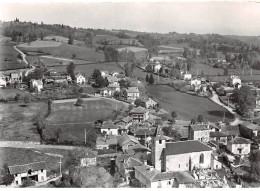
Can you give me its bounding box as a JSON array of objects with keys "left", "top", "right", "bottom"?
[
  {"left": 14, "top": 169, "right": 47, "bottom": 185},
  {"left": 227, "top": 143, "right": 251, "bottom": 155},
  {"left": 102, "top": 128, "right": 118, "bottom": 135}
]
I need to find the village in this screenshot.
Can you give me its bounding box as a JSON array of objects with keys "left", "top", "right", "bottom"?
[{"left": 1, "top": 5, "right": 260, "bottom": 188}]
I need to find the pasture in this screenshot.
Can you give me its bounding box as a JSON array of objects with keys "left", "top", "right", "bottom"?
[
  {"left": 191, "top": 62, "right": 224, "bottom": 76},
  {"left": 0, "top": 101, "right": 46, "bottom": 142},
  {"left": 49, "top": 62, "right": 124, "bottom": 77},
  {"left": 147, "top": 85, "right": 234, "bottom": 122},
  {"left": 45, "top": 99, "right": 127, "bottom": 143},
  {"left": 18, "top": 40, "right": 62, "bottom": 48},
  {"left": 0, "top": 45, "right": 27, "bottom": 71},
  {"left": 210, "top": 75, "right": 260, "bottom": 82}
]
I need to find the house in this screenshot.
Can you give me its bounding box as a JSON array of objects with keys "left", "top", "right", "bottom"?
[
  {"left": 111, "top": 71, "right": 119, "bottom": 77},
  {"left": 154, "top": 62, "right": 162, "bottom": 73},
  {"left": 210, "top": 152, "right": 223, "bottom": 170},
  {"left": 117, "top": 134, "right": 140, "bottom": 152},
  {"left": 183, "top": 73, "right": 192, "bottom": 81},
  {"left": 8, "top": 161, "right": 47, "bottom": 186},
  {"left": 114, "top": 116, "right": 133, "bottom": 134},
  {"left": 227, "top": 137, "right": 252, "bottom": 155},
  {"left": 126, "top": 144, "right": 152, "bottom": 163},
  {"left": 142, "top": 98, "right": 157, "bottom": 109},
  {"left": 100, "top": 121, "right": 118, "bottom": 135},
  {"left": 108, "top": 84, "right": 120, "bottom": 95},
  {"left": 209, "top": 131, "right": 228, "bottom": 145},
  {"left": 101, "top": 70, "right": 109, "bottom": 78},
  {"left": 116, "top": 154, "right": 143, "bottom": 184},
  {"left": 116, "top": 73, "right": 126, "bottom": 80},
  {"left": 80, "top": 150, "right": 97, "bottom": 167},
  {"left": 96, "top": 135, "right": 118, "bottom": 150},
  {"left": 30, "top": 79, "right": 43, "bottom": 92},
  {"left": 107, "top": 76, "right": 119, "bottom": 86},
  {"left": 10, "top": 72, "right": 22, "bottom": 83},
  {"left": 129, "top": 106, "right": 149, "bottom": 122},
  {"left": 134, "top": 128, "right": 156, "bottom": 143},
  {"left": 134, "top": 165, "right": 198, "bottom": 188},
  {"left": 99, "top": 88, "right": 112, "bottom": 97},
  {"left": 220, "top": 125, "right": 240, "bottom": 139},
  {"left": 188, "top": 123, "right": 215, "bottom": 143},
  {"left": 75, "top": 73, "right": 86, "bottom": 84},
  {"left": 152, "top": 139, "right": 213, "bottom": 172},
  {"left": 239, "top": 121, "right": 260, "bottom": 139},
  {"left": 125, "top": 87, "right": 140, "bottom": 101},
  {"left": 190, "top": 78, "right": 201, "bottom": 86},
  {"left": 0, "top": 78, "right": 6, "bottom": 87},
  {"left": 230, "top": 75, "right": 241, "bottom": 88}
]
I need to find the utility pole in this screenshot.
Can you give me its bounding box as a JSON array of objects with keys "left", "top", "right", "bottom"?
[
  {"left": 84, "top": 128, "right": 86, "bottom": 145},
  {"left": 223, "top": 111, "right": 225, "bottom": 123},
  {"left": 58, "top": 157, "right": 62, "bottom": 176}
]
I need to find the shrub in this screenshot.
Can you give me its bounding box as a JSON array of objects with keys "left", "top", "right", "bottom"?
[
  {"left": 20, "top": 178, "right": 35, "bottom": 187},
  {"left": 75, "top": 97, "right": 84, "bottom": 106}
]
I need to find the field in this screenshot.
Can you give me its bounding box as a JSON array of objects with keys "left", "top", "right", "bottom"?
[
  {"left": 147, "top": 85, "right": 234, "bottom": 122},
  {"left": 210, "top": 75, "right": 260, "bottom": 82},
  {"left": 0, "top": 101, "right": 46, "bottom": 142},
  {"left": 0, "top": 88, "right": 30, "bottom": 98},
  {"left": 0, "top": 147, "right": 70, "bottom": 178},
  {"left": 18, "top": 40, "right": 62, "bottom": 48},
  {"left": 18, "top": 42, "right": 105, "bottom": 62},
  {"left": 49, "top": 62, "right": 124, "bottom": 77},
  {"left": 191, "top": 62, "right": 224, "bottom": 76},
  {"left": 43, "top": 35, "right": 85, "bottom": 46},
  {"left": 0, "top": 45, "right": 27, "bottom": 71},
  {"left": 45, "top": 99, "right": 127, "bottom": 143}
]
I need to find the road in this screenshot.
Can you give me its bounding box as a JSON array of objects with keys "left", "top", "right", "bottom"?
[
  {"left": 14, "top": 45, "right": 35, "bottom": 76},
  {"left": 0, "top": 141, "right": 83, "bottom": 150},
  {"left": 209, "top": 87, "right": 243, "bottom": 125}
]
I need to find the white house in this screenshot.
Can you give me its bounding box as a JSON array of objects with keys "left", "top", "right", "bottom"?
[
  {"left": 99, "top": 88, "right": 112, "bottom": 97},
  {"left": 227, "top": 137, "right": 251, "bottom": 155},
  {"left": 143, "top": 98, "right": 157, "bottom": 109},
  {"left": 75, "top": 73, "right": 86, "bottom": 84},
  {"left": 191, "top": 78, "right": 201, "bottom": 86},
  {"left": 154, "top": 62, "right": 162, "bottom": 73},
  {"left": 0, "top": 78, "right": 7, "bottom": 87},
  {"left": 107, "top": 76, "right": 119, "bottom": 86},
  {"left": 126, "top": 87, "right": 140, "bottom": 101},
  {"left": 101, "top": 70, "right": 109, "bottom": 78},
  {"left": 100, "top": 121, "right": 118, "bottom": 135},
  {"left": 8, "top": 161, "right": 47, "bottom": 186},
  {"left": 30, "top": 79, "right": 43, "bottom": 92},
  {"left": 230, "top": 75, "right": 241, "bottom": 88},
  {"left": 183, "top": 73, "right": 192, "bottom": 81}
]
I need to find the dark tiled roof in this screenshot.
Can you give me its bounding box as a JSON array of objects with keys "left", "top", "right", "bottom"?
[
  {"left": 96, "top": 135, "right": 118, "bottom": 146},
  {"left": 117, "top": 134, "right": 139, "bottom": 146},
  {"left": 134, "top": 128, "right": 155, "bottom": 136},
  {"left": 165, "top": 140, "right": 212, "bottom": 156},
  {"left": 124, "top": 157, "right": 143, "bottom": 169},
  {"left": 229, "top": 137, "right": 252, "bottom": 144},
  {"left": 210, "top": 131, "right": 227, "bottom": 137},
  {"left": 134, "top": 165, "right": 160, "bottom": 180},
  {"left": 126, "top": 144, "right": 151, "bottom": 154},
  {"left": 239, "top": 121, "right": 260, "bottom": 131},
  {"left": 171, "top": 171, "right": 196, "bottom": 184},
  {"left": 101, "top": 121, "right": 118, "bottom": 129},
  {"left": 121, "top": 116, "right": 133, "bottom": 123},
  {"left": 8, "top": 161, "right": 46, "bottom": 175},
  {"left": 130, "top": 106, "right": 148, "bottom": 114},
  {"left": 221, "top": 125, "right": 240, "bottom": 136},
  {"left": 190, "top": 124, "right": 209, "bottom": 131}
]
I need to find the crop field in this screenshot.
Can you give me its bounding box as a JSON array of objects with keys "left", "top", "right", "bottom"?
[
  {"left": 19, "top": 43, "right": 105, "bottom": 62},
  {"left": 45, "top": 99, "right": 126, "bottom": 143},
  {"left": 0, "top": 101, "right": 46, "bottom": 142},
  {"left": 0, "top": 147, "right": 69, "bottom": 178},
  {"left": 49, "top": 62, "right": 124, "bottom": 77},
  {"left": 0, "top": 45, "right": 27, "bottom": 71},
  {"left": 147, "top": 85, "right": 234, "bottom": 122},
  {"left": 18, "top": 40, "right": 62, "bottom": 48}
]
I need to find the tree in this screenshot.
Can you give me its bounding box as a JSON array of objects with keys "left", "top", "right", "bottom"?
[
  {"left": 223, "top": 68, "right": 228, "bottom": 76},
  {"left": 72, "top": 53, "right": 76, "bottom": 59},
  {"left": 191, "top": 118, "right": 196, "bottom": 125},
  {"left": 145, "top": 64, "right": 153, "bottom": 73},
  {"left": 68, "top": 34, "right": 74, "bottom": 45},
  {"left": 197, "top": 115, "right": 204, "bottom": 123},
  {"left": 134, "top": 99, "right": 146, "bottom": 108},
  {"left": 145, "top": 73, "right": 149, "bottom": 83},
  {"left": 92, "top": 69, "right": 101, "bottom": 79},
  {"left": 23, "top": 95, "right": 30, "bottom": 106},
  {"left": 20, "top": 178, "right": 35, "bottom": 187},
  {"left": 48, "top": 99, "right": 52, "bottom": 114},
  {"left": 159, "top": 67, "right": 163, "bottom": 74},
  {"left": 171, "top": 111, "right": 177, "bottom": 119},
  {"left": 124, "top": 62, "right": 134, "bottom": 77},
  {"left": 149, "top": 73, "right": 154, "bottom": 85},
  {"left": 78, "top": 87, "right": 83, "bottom": 94},
  {"left": 75, "top": 97, "right": 84, "bottom": 106},
  {"left": 66, "top": 62, "right": 75, "bottom": 81},
  {"left": 162, "top": 126, "right": 181, "bottom": 141},
  {"left": 14, "top": 93, "right": 21, "bottom": 102},
  {"left": 17, "top": 53, "right": 22, "bottom": 60},
  {"left": 55, "top": 128, "right": 62, "bottom": 143},
  {"left": 200, "top": 70, "right": 204, "bottom": 77},
  {"left": 1, "top": 164, "right": 14, "bottom": 186},
  {"left": 249, "top": 150, "right": 260, "bottom": 181}
]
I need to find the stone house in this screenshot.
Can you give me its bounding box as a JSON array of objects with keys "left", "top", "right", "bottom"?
[
  {"left": 99, "top": 88, "right": 112, "bottom": 97},
  {"left": 209, "top": 131, "right": 228, "bottom": 145},
  {"left": 100, "top": 121, "right": 118, "bottom": 135},
  {"left": 188, "top": 123, "right": 215, "bottom": 143},
  {"left": 108, "top": 84, "right": 120, "bottom": 95},
  {"left": 230, "top": 75, "right": 241, "bottom": 88},
  {"left": 125, "top": 87, "right": 140, "bottom": 101},
  {"left": 117, "top": 134, "right": 140, "bottom": 152},
  {"left": 141, "top": 97, "right": 157, "bottom": 109},
  {"left": 190, "top": 78, "right": 201, "bottom": 86},
  {"left": 152, "top": 139, "right": 213, "bottom": 173},
  {"left": 129, "top": 106, "right": 149, "bottom": 122},
  {"left": 80, "top": 151, "right": 97, "bottom": 167},
  {"left": 0, "top": 78, "right": 7, "bottom": 87},
  {"left": 75, "top": 73, "right": 86, "bottom": 84},
  {"left": 183, "top": 72, "right": 192, "bottom": 81},
  {"left": 10, "top": 72, "right": 22, "bottom": 83},
  {"left": 30, "top": 79, "right": 43, "bottom": 92},
  {"left": 114, "top": 116, "right": 133, "bottom": 135},
  {"left": 8, "top": 161, "right": 47, "bottom": 186},
  {"left": 227, "top": 137, "right": 252, "bottom": 155}
]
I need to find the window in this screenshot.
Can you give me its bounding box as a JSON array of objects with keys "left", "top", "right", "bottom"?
[
  {"left": 41, "top": 169, "right": 43, "bottom": 172},
  {"left": 28, "top": 169, "right": 32, "bottom": 175},
  {"left": 159, "top": 140, "right": 162, "bottom": 144},
  {"left": 168, "top": 180, "right": 171, "bottom": 185},
  {"left": 158, "top": 180, "right": 162, "bottom": 188},
  {"left": 15, "top": 174, "right": 17, "bottom": 177},
  {"left": 199, "top": 153, "right": 204, "bottom": 164}
]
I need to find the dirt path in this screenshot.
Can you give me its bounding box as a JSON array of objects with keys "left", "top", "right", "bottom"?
[{"left": 209, "top": 87, "right": 244, "bottom": 125}]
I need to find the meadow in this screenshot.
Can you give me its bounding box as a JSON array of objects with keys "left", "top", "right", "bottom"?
[
  {"left": 45, "top": 99, "right": 126, "bottom": 144},
  {"left": 191, "top": 62, "right": 224, "bottom": 76},
  {"left": 147, "top": 85, "right": 234, "bottom": 122}
]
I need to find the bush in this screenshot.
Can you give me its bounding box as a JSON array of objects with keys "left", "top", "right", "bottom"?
[
  {"left": 75, "top": 97, "right": 84, "bottom": 106},
  {"left": 20, "top": 178, "right": 35, "bottom": 187}
]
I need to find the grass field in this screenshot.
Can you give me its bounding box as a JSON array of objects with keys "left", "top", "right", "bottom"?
[
  {"left": 0, "top": 45, "right": 27, "bottom": 71},
  {"left": 191, "top": 62, "right": 224, "bottom": 76},
  {"left": 0, "top": 88, "right": 31, "bottom": 99},
  {"left": 49, "top": 62, "right": 124, "bottom": 77},
  {"left": 210, "top": 75, "right": 260, "bottom": 82},
  {"left": 45, "top": 99, "right": 127, "bottom": 143},
  {"left": 0, "top": 147, "right": 69, "bottom": 178},
  {"left": 147, "top": 85, "right": 234, "bottom": 122},
  {"left": 0, "top": 101, "right": 46, "bottom": 142},
  {"left": 18, "top": 42, "right": 105, "bottom": 62}
]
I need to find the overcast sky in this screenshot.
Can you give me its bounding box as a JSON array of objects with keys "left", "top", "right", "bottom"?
[{"left": 1, "top": 1, "right": 260, "bottom": 36}]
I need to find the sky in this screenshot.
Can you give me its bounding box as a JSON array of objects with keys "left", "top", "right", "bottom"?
[{"left": 1, "top": 1, "right": 260, "bottom": 36}]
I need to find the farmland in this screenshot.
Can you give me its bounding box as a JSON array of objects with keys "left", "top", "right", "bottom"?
[
  {"left": 0, "top": 44, "right": 27, "bottom": 71},
  {"left": 191, "top": 62, "right": 224, "bottom": 76},
  {"left": 45, "top": 99, "right": 127, "bottom": 144},
  {"left": 49, "top": 62, "right": 124, "bottom": 77},
  {"left": 0, "top": 101, "right": 46, "bottom": 142},
  {"left": 147, "top": 85, "right": 234, "bottom": 122}
]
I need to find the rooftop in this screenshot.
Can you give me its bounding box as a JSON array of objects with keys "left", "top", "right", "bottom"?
[
  {"left": 120, "top": 116, "right": 133, "bottom": 123},
  {"left": 123, "top": 157, "right": 143, "bottom": 169},
  {"left": 229, "top": 137, "right": 252, "bottom": 144},
  {"left": 101, "top": 121, "right": 118, "bottom": 129},
  {"left": 134, "top": 128, "right": 156, "bottom": 136},
  {"left": 190, "top": 124, "right": 209, "bottom": 131},
  {"left": 126, "top": 87, "right": 139, "bottom": 93},
  {"left": 210, "top": 131, "right": 227, "bottom": 137},
  {"left": 130, "top": 106, "right": 148, "bottom": 114},
  {"left": 239, "top": 121, "right": 260, "bottom": 131},
  {"left": 117, "top": 134, "right": 139, "bottom": 146},
  {"left": 8, "top": 161, "right": 46, "bottom": 175},
  {"left": 96, "top": 135, "right": 118, "bottom": 146},
  {"left": 165, "top": 140, "right": 212, "bottom": 156},
  {"left": 107, "top": 76, "right": 118, "bottom": 83}
]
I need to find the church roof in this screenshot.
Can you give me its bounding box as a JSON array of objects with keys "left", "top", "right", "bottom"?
[{"left": 165, "top": 140, "right": 212, "bottom": 156}]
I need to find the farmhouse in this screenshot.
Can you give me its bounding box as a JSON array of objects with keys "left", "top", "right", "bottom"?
[
  {"left": 126, "top": 144, "right": 152, "bottom": 162},
  {"left": 227, "top": 137, "right": 252, "bottom": 155},
  {"left": 115, "top": 116, "right": 133, "bottom": 134},
  {"left": 75, "top": 73, "right": 86, "bottom": 84},
  {"left": 30, "top": 79, "right": 43, "bottom": 92},
  {"left": 209, "top": 131, "right": 228, "bottom": 145},
  {"left": 108, "top": 84, "right": 120, "bottom": 95},
  {"left": 100, "top": 121, "right": 118, "bottom": 135},
  {"left": 117, "top": 134, "right": 140, "bottom": 152},
  {"left": 80, "top": 151, "right": 97, "bottom": 167},
  {"left": 129, "top": 106, "right": 149, "bottom": 122},
  {"left": 188, "top": 123, "right": 215, "bottom": 143},
  {"left": 220, "top": 125, "right": 240, "bottom": 139},
  {"left": 8, "top": 161, "right": 47, "bottom": 186},
  {"left": 125, "top": 87, "right": 140, "bottom": 101},
  {"left": 101, "top": 70, "right": 109, "bottom": 78},
  {"left": 96, "top": 135, "right": 118, "bottom": 150},
  {"left": 141, "top": 97, "right": 157, "bottom": 109},
  {"left": 238, "top": 121, "right": 260, "bottom": 139},
  {"left": 230, "top": 75, "right": 241, "bottom": 88},
  {"left": 107, "top": 76, "right": 119, "bottom": 86},
  {"left": 99, "top": 88, "right": 112, "bottom": 97},
  {"left": 152, "top": 139, "right": 213, "bottom": 172},
  {"left": 10, "top": 72, "right": 22, "bottom": 83},
  {"left": 0, "top": 78, "right": 7, "bottom": 87}
]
